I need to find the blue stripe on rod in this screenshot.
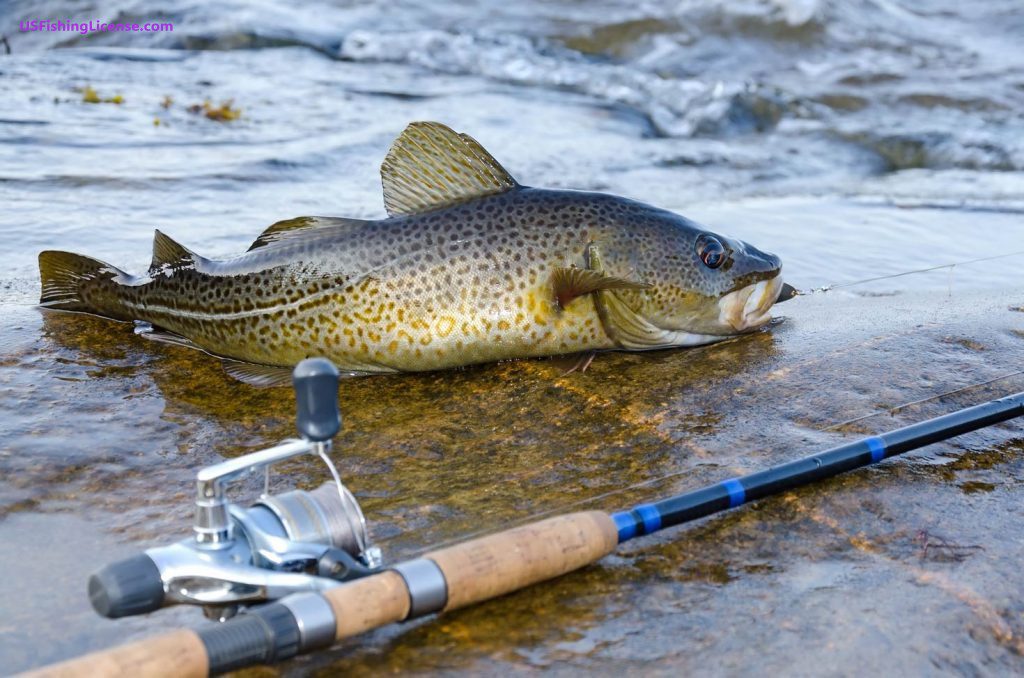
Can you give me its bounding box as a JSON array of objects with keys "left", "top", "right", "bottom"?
[
  {"left": 635, "top": 503, "right": 662, "bottom": 534},
  {"left": 609, "top": 393, "right": 1023, "bottom": 546},
  {"left": 866, "top": 436, "right": 886, "bottom": 463},
  {"left": 721, "top": 478, "right": 746, "bottom": 508},
  {"left": 612, "top": 511, "right": 637, "bottom": 542}
]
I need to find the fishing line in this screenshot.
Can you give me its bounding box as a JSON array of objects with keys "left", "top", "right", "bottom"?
[
  {"left": 829, "top": 370, "right": 1024, "bottom": 430},
  {"left": 800, "top": 249, "right": 1024, "bottom": 294},
  {"left": 399, "top": 374, "right": 1024, "bottom": 556}
]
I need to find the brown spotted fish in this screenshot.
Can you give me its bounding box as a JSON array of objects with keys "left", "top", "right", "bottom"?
[{"left": 38, "top": 122, "right": 788, "bottom": 386}]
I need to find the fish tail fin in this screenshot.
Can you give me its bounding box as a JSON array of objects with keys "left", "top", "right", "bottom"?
[{"left": 38, "top": 250, "right": 134, "bottom": 320}]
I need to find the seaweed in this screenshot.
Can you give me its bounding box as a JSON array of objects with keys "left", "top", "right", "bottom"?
[
  {"left": 187, "top": 99, "right": 242, "bottom": 122},
  {"left": 80, "top": 85, "right": 123, "bottom": 105}
]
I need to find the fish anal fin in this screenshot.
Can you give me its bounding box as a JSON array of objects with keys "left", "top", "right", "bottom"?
[
  {"left": 150, "top": 230, "right": 201, "bottom": 274},
  {"left": 222, "top": 360, "right": 296, "bottom": 388},
  {"left": 552, "top": 266, "right": 651, "bottom": 308},
  {"left": 381, "top": 121, "right": 519, "bottom": 217},
  {"left": 134, "top": 326, "right": 303, "bottom": 388},
  {"left": 247, "top": 216, "right": 371, "bottom": 251}
]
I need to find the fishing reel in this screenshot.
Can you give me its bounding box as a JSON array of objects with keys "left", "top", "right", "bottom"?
[{"left": 88, "top": 358, "right": 383, "bottom": 622}]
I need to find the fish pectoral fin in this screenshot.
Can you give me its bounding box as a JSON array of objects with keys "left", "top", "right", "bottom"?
[
  {"left": 593, "top": 291, "right": 727, "bottom": 349},
  {"left": 221, "top": 360, "right": 296, "bottom": 388},
  {"left": 573, "top": 241, "right": 663, "bottom": 348},
  {"left": 593, "top": 287, "right": 673, "bottom": 349},
  {"left": 552, "top": 266, "right": 652, "bottom": 308},
  {"left": 380, "top": 121, "right": 520, "bottom": 217},
  {"left": 247, "top": 216, "right": 371, "bottom": 251},
  {"left": 554, "top": 351, "right": 598, "bottom": 376},
  {"left": 149, "top": 230, "right": 205, "bottom": 274}
]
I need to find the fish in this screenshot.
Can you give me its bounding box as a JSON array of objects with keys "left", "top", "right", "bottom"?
[{"left": 38, "top": 121, "right": 788, "bottom": 386}]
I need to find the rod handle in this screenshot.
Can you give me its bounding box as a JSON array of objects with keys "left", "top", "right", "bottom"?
[
  {"left": 325, "top": 570, "right": 412, "bottom": 640},
  {"left": 24, "top": 512, "right": 619, "bottom": 676},
  {"left": 19, "top": 629, "right": 208, "bottom": 678},
  {"left": 323, "top": 510, "right": 618, "bottom": 640},
  {"left": 427, "top": 510, "right": 618, "bottom": 610}
]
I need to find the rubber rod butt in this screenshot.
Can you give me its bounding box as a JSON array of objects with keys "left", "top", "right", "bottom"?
[{"left": 198, "top": 602, "right": 301, "bottom": 675}]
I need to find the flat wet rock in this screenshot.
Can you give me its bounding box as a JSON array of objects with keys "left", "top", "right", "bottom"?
[
  {"left": 1, "top": 283, "right": 1022, "bottom": 674},
  {"left": 2, "top": 0, "right": 1024, "bottom": 673}
]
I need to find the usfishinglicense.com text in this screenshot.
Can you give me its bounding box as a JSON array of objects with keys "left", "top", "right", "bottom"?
[{"left": 20, "top": 19, "right": 174, "bottom": 35}]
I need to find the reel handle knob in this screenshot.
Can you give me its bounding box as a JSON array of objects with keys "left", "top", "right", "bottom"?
[
  {"left": 88, "top": 553, "right": 165, "bottom": 619},
  {"left": 292, "top": 358, "right": 341, "bottom": 442}
]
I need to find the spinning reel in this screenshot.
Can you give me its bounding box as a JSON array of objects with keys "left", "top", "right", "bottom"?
[{"left": 88, "top": 358, "right": 382, "bottom": 622}]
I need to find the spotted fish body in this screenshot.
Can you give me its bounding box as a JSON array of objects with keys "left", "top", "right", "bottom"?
[{"left": 39, "top": 122, "right": 785, "bottom": 385}]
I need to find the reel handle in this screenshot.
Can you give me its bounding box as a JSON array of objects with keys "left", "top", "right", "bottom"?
[{"left": 292, "top": 358, "right": 341, "bottom": 442}]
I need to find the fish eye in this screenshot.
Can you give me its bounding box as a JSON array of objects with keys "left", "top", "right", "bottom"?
[{"left": 696, "top": 235, "right": 726, "bottom": 269}]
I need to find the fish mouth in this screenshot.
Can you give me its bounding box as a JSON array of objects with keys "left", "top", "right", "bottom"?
[{"left": 718, "top": 274, "right": 784, "bottom": 332}]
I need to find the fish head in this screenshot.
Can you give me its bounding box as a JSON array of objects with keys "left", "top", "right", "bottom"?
[
  {"left": 617, "top": 218, "right": 785, "bottom": 340},
  {"left": 701, "top": 233, "right": 785, "bottom": 333}
]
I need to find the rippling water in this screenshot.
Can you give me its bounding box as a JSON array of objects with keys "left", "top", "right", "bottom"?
[{"left": 1, "top": 0, "right": 1023, "bottom": 674}]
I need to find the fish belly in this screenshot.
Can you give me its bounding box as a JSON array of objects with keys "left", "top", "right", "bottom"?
[{"left": 309, "top": 250, "right": 615, "bottom": 372}]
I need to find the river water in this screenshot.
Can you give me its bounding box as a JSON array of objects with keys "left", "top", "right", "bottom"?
[{"left": 1, "top": 0, "right": 1023, "bottom": 674}]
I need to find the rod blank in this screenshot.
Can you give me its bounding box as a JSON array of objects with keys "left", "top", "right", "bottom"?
[{"left": 612, "top": 391, "right": 1024, "bottom": 542}]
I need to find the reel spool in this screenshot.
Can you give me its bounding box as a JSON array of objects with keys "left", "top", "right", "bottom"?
[{"left": 88, "top": 358, "right": 381, "bottom": 622}]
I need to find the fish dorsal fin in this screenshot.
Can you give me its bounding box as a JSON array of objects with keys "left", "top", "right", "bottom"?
[
  {"left": 247, "top": 216, "right": 371, "bottom": 251},
  {"left": 552, "top": 266, "right": 652, "bottom": 308},
  {"left": 380, "top": 121, "right": 519, "bottom": 216},
  {"left": 150, "top": 230, "right": 201, "bottom": 274}
]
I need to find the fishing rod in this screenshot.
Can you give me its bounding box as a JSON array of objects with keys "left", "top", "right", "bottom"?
[{"left": 27, "top": 359, "right": 1024, "bottom": 678}]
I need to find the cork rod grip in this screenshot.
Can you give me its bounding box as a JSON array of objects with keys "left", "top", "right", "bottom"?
[
  {"left": 427, "top": 510, "right": 617, "bottom": 611},
  {"left": 322, "top": 511, "right": 618, "bottom": 640},
  {"left": 323, "top": 569, "right": 411, "bottom": 640},
  {"left": 19, "top": 629, "right": 208, "bottom": 678}
]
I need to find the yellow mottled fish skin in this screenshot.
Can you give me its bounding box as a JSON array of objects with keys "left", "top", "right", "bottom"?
[
  {"left": 38, "top": 122, "right": 785, "bottom": 378},
  {"left": 147, "top": 190, "right": 615, "bottom": 372},
  {"left": 39, "top": 188, "right": 779, "bottom": 374}
]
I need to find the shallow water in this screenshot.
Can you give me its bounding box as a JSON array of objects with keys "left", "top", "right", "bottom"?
[{"left": 1, "top": 0, "right": 1023, "bottom": 674}]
